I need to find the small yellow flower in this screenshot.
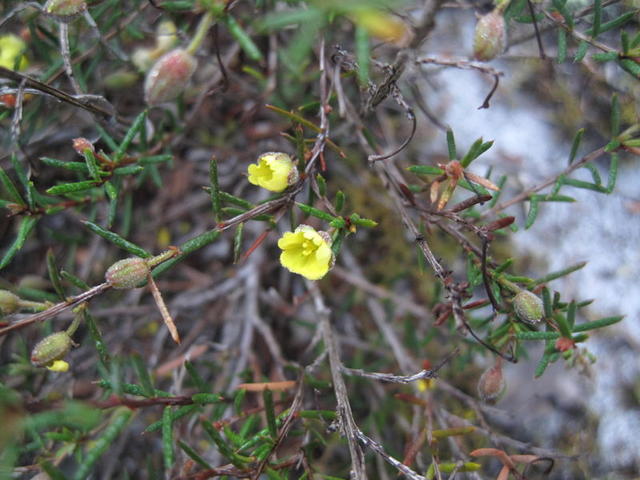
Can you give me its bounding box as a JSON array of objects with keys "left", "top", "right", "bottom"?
[
  {"left": 46, "top": 360, "right": 70, "bottom": 372},
  {"left": 0, "top": 34, "right": 29, "bottom": 71},
  {"left": 278, "top": 225, "right": 333, "bottom": 280},
  {"left": 247, "top": 152, "right": 297, "bottom": 193}
]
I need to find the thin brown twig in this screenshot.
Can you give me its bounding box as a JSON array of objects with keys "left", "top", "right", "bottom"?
[{"left": 309, "top": 283, "right": 368, "bottom": 480}]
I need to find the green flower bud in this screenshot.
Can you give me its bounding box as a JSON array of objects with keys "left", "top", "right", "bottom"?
[
  {"left": 144, "top": 49, "right": 197, "bottom": 106},
  {"left": 477, "top": 360, "right": 505, "bottom": 404},
  {"left": 105, "top": 257, "right": 150, "bottom": 289},
  {"left": 0, "top": 290, "right": 20, "bottom": 316},
  {"left": 513, "top": 290, "right": 544, "bottom": 324},
  {"left": 473, "top": 10, "right": 506, "bottom": 62},
  {"left": 43, "top": 0, "right": 87, "bottom": 21},
  {"left": 31, "top": 332, "right": 73, "bottom": 367}
]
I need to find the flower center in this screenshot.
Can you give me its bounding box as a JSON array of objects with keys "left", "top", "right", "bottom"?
[{"left": 300, "top": 239, "right": 317, "bottom": 257}]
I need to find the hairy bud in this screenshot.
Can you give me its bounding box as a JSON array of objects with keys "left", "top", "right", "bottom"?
[
  {"left": 0, "top": 290, "right": 20, "bottom": 316},
  {"left": 144, "top": 49, "right": 197, "bottom": 106},
  {"left": 72, "top": 137, "right": 95, "bottom": 155},
  {"left": 477, "top": 360, "right": 505, "bottom": 403},
  {"left": 513, "top": 290, "right": 544, "bottom": 324},
  {"left": 473, "top": 10, "right": 506, "bottom": 62},
  {"left": 31, "top": 332, "right": 73, "bottom": 367},
  {"left": 105, "top": 257, "right": 150, "bottom": 289},
  {"left": 43, "top": 0, "right": 87, "bottom": 21}
]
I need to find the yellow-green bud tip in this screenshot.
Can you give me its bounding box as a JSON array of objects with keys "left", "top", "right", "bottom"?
[
  {"left": 0, "top": 290, "right": 20, "bottom": 316},
  {"left": 43, "top": 0, "right": 87, "bottom": 20}
]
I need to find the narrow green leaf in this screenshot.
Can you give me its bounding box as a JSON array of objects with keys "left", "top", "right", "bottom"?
[
  {"left": 95, "top": 124, "right": 119, "bottom": 152},
  {"left": 561, "top": 177, "right": 607, "bottom": 192},
  {"left": 316, "top": 174, "right": 327, "bottom": 197},
  {"left": 487, "top": 175, "right": 507, "bottom": 208},
  {"left": 259, "top": 8, "right": 321, "bottom": 31},
  {"left": 525, "top": 196, "right": 539, "bottom": 229},
  {"left": 539, "top": 194, "right": 575, "bottom": 202},
  {"left": 104, "top": 181, "right": 118, "bottom": 228},
  {"left": 461, "top": 138, "right": 493, "bottom": 167},
  {"left": 407, "top": 165, "right": 444, "bottom": 175},
  {"left": 533, "top": 262, "right": 586, "bottom": 285},
  {"left": 184, "top": 361, "right": 208, "bottom": 392},
  {"left": 446, "top": 129, "right": 456, "bottom": 160},
  {"left": 574, "top": 41, "right": 589, "bottom": 62},
  {"left": 72, "top": 408, "right": 132, "bottom": 480},
  {"left": 152, "top": 230, "right": 220, "bottom": 277},
  {"left": 83, "top": 148, "right": 101, "bottom": 181},
  {"left": 46, "top": 249, "right": 66, "bottom": 300},
  {"left": 0, "top": 216, "right": 38, "bottom": 269},
  {"left": 178, "top": 440, "right": 212, "bottom": 469},
  {"left": 518, "top": 331, "right": 559, "bottom": 340},
  {"left": 138, "top": 154, "right": 174, "bottom": 165},
  {"left": 592, "top": 0, "right": 602, "bottom": 37},
  {"left": 355, "top": 25, "right": 370, "bottom": 85},
  {"left": 210, "top": 156, "right": 221, "bottom": 222},
  {"left": 224, "top": 15, "right": 263, "bottom": 61},
  {"left": 85, "top": 310, "right": 111, "bottom": 368},
  {"left": 47, "top": 180, "right": 100, "bottom": 195},
  {"left": 568, "top": 128, "right": 585, "bottom": 165},
  {"left": 10, "top": 154, "right": 33, "bottom": 208},
  {"left": 534, "top": 350, "right": 553, "bottom": 377},
  {"left": 335, "top": 191, "right": 345, "bottom": 213},
  {"left": 619, "top": 58, "right": 640, "bottom": 79},
  {"left": 581, "top": 163, "right": 602, "bottom": 185},
  {"left": 263, "top": 388, "right": 278, "bottom": 439},
  {"left": 144, "top": 405, "right": 201, "bottom": 433},
  {"left": 40, "top": 157, "right": 91, "bottom": 173},
  {"left": 592, "top": 52, "right": 619, "bottom": 62},
  {"left": 113, "top": 165, "right": 144, "bottom": 175},
  {"left": 201, "top": 421, "right": 249, "bottom": 467},
  {"left": 331, "top": 229, "right": 346, "bottom": 257},
  {"left": 557, "top": 29, "right": 567, "bottom": 63},
  {"left": 233, "top": 222, "right": 244, "bottom": 264},
  {"left": 296, "top": 202, "right": 336, "bottom": 222},
  {"left": 611, "top": 94, "right": 620, "bottom": 137},
  {"left": 40, "top": 460, "right": 67, "bottom": 480},
  {"left": 61, "top": 270, "right": 90, "bottom": 290},
  {"left": 605, "top": 153, "right": 618, "bottom": 193},
  {"left": 132, "top": 355, "right": 155, "bottom": 397},
  {"left": 567, "top": 300, "right": 577, "bottom": 327},
  {"left": 0, "top": 165, "right": 25, "bottom": 205},
  {"left": 83, "top": 221, "right": 151, "bottom": 258},
  {"left": 573, "top": 315, "right": 623, "bottom": 332},
  {"left": 542, "top": 287, "right": 553, "bottom": 318},
  {"left": 162, "top": 406, "right": 175, "bottom": 473},
  {"left": 350, "top": 215, "right": 378, "bottom": 228},
  {"left": 587, "top": 11, "right": 635, "bottom": 35},
  {"left": 114, "top": 110, "right": 147, "bottom": 163},
  {"left": 555, "top": 312, "right": 572, "bottom": 337}
]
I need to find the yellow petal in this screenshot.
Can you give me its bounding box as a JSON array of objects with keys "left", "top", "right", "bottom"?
[{"left": 46, "top": 360, "right": 70, "bottom": 372}]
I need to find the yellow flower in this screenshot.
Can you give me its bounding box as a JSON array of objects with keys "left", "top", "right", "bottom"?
[
  {"left": 278, "top": 225, "right": 333, "bottom": 280},
  {"left": 46, "top": 360, "right": 70, "bottom": 372},
  {"left": 247, "top": 152, "right": 297, "bottom": 193},
  {"left": 0, "top": 34, "right": 29, "bottom": 71}
]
